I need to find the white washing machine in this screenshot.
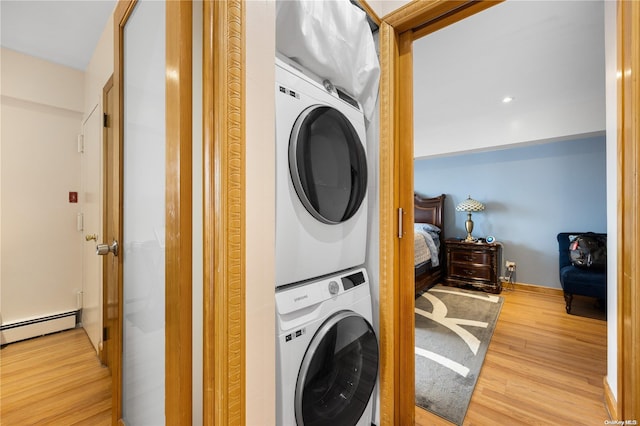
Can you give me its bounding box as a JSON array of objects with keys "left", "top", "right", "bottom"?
[
  {"left": 275, "top": 55, "right": 369, "bottom": 287},
  {"left": 276, "top": 268, "right": 378, "bottom": 426}
]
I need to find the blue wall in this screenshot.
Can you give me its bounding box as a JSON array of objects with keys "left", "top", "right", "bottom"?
[{"left": 414, "top": 135, "right": 607, "bottom": 289}]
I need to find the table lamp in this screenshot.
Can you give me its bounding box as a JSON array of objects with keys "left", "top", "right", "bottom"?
[{"left": 456, "top": 195, "right": 485, "bottom": 242}]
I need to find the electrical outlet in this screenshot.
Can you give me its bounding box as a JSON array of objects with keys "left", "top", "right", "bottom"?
[{"left": 506, "top": 261, "right": 516, "bottom": 269}]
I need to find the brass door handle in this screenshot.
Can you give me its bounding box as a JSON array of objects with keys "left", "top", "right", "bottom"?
[{"left": 85, "top": 234, "right": 98, "bottom": 242}]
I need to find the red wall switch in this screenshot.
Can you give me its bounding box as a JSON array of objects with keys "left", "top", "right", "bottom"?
[{"left": 69, "top": 192, "right": 78, "bottom": 203}]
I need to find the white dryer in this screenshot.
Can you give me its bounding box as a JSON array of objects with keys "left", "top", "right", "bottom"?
[
  {"left": 275, "top": 56, "right": 369, "bottom": 287},
  {"left": 276, "top": 268, "right": 378, "bottom": 426}
]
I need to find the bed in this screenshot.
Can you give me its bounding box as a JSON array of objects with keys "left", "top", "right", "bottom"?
[{"left": 414, "top": 193, "right": 446, "bottom": 294}]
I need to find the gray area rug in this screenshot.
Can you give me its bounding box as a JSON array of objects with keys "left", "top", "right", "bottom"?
[{"left": 415, "top": 285, "right": 503, "bottom": 425}]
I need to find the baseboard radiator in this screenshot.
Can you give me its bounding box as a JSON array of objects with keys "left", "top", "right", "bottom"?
[{"left": 0, "top": 310, "right": 79, "bottom": 345}]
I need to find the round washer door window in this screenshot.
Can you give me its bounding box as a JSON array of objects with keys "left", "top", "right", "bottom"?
[
  {"left": 289, "top": 105, "right": 368, "bottom": 224},
  {"left": 295, "top": 311, "right": 379, "bottom": 426}
]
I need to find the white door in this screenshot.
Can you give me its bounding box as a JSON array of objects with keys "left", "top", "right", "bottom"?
[{"left": 81, "top": 105, "right": 103, "bottom": 354}]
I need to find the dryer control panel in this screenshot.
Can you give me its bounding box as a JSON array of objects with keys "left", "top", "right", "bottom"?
[
  {"left": 341, "top": 270, "right": 366, "bottom": 290},
  {"left": 275, "top": 268, "right": 369, "bottom": 320}
]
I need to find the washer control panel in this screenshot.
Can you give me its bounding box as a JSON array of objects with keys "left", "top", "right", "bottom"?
[{"left": 275, "top": 267, "right": 369, "bottom": 316}]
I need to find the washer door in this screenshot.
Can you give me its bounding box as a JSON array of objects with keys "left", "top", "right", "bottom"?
[
  {"left": 289, "top": 106, "right": 368, "bottom": 224},
  {"left": 295, "top": 311, "right": 379, "bottom": 426}
]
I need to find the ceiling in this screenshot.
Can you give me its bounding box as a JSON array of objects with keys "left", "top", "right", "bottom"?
[
  {"left": 413, "top": 0, "right": 606, "bottom": 158},
  {"left": 0, "top": 0, "right": 116, "bottom": 71},
  {"left": 1, "top": 0, "right": 605, "bottom": 156}
]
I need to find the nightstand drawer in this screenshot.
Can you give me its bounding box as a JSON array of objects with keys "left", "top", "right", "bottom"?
[
  {"left": 449, "top": 264, "right": 493, "bottom": 281},
  {"left": 450, "top": 250, "right": 491, "bottom": 264},
  {"left": 444, "top": 239, "right": 502, "bottom": 293}
]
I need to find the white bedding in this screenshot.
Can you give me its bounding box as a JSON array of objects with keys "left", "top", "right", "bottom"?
[
  {"left": 414, "top": 231, "right": 431, "bottom": 265},
  {"left": 414, "top": 224, "right": 440, "bottom": 268}
]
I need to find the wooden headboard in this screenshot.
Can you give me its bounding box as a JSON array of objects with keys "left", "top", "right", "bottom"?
[
  {"left": 414, "top": 193, "right": 446, "bottom": 293},
  {"left": 414, "top": 193, "right": 446, "bottom": 230}
]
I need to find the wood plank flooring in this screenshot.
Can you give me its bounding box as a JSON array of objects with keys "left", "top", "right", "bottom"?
[
  {"left": 0, "top": 288, "right": 607, "bottom": 425},
  {"left": 416, "top": 286, "right": 609, "bottom": 425},
  {"left": 0, "top": 327, "right": 111, "bottom": 425}
]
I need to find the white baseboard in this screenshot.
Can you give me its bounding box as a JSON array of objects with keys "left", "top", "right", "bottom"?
[{"left": 1, "top": 311, "right": 77, "bottom": 345}]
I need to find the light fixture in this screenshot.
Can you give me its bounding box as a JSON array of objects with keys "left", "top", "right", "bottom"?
[
  {"left": 455, "top": 195, "right": 485, "bottom": 242},
  {"left": 502, "top": 96, "right": 514, "bottom": 103}
]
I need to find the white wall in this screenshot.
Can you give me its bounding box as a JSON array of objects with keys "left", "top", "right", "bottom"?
[
  {"left": 604, "top": 0, "right": 618, "bottom": 402},
  {"left": 1, "top": 48, "right": 84, "bottom": 330},
  {"left": 80, "top": 7, "right": 115, "bottom": 357},
  {"left": 367, "top": 0, "right": 410, "bottom": 18},
  {"left": 245, "top": 1, "right": 276, "bottom": 424},
  {"left": 84, "top": 13, "right": 114, "bottom": 119},
  {"left": 412, "top": 0, "right": 605, "bottom": 159}
]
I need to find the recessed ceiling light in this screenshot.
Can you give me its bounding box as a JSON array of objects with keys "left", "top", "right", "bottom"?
[{"left": 502, "top": 96, "right": 514, "bottom": 103}]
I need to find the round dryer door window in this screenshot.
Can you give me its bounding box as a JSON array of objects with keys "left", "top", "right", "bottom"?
[
  {"left": 295, "top": 311, "right": 379, "bottom": 426},
  {"left": 289, "top": 106, "right": 368, "bottom": 224}
]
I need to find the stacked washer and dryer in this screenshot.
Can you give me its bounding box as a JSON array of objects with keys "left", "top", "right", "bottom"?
[{"left": 275, "top": 55, "right": 379, "bottom": 426}]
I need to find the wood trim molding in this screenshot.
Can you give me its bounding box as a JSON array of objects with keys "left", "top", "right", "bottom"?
[
  {"left": 604, "top": 376, "right": 617, "bottom": 420},
  {"left": 396, "top": 29, "right": 416, "bottom": 426},
  {"left": 377, "top": 21, "right": 398, "bottom": 426},
  {"left": 616, "top": 0, "right": 640, "bottom": 419},
  {"left": 380, "top": 0, "right": 640, "bottom": 421},
  {"left": 411, "top": 1, "right": 504, "bottom": 40},
  {"left": 101, "top": 74, "right": 114, "bottom": 370},
  {"left": 377, "top": 1, "right": 506, "bottom": 423},
  {"left": 114, "top": 1, "right": 194, "bottom": 422},
  {"left": 112, "top": 1, "right": 135, "bottom": 421},
  {"left": 165, "top": 1, "right": 193, "bottom": 424},
  {"left": 383, "top": 0, "right": 503, "bottom": 35},
  {"left": 511, "top": 283, "right": 564, "bottom": 296},
  {"left": 382, "top": 0, "right": 466, "bottom": 31},
  {"left": 203, "top": 0, "right": 245, "bottom": 424}
]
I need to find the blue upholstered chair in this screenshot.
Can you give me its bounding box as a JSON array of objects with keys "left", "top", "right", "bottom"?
[{"left": 557, "top": 232, "right": 607, "bottom": 314}]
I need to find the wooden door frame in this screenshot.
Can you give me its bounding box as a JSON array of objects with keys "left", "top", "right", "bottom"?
[
  {"left": 377, "top": 3, "right": 503, "bottom": 423},
  {"left": 378, "top": 0, "right": 640, "bottom": 423},
  {"left": 113, "top": 1, "right": 193, "bottom": 423},
  {"left": 616, "top": 0, "right": 640, "bottom": 420},
  {"left": 101, "top": 74, "right": 114, "bottom": 370},
  {"left": 106, "top": 0, "right": 636, "bottom": 423},
  {"left": 112, "top": 3, "right": 130, "bottom": 420},
  {"left": 202, "top": 0, "right": 245, "bottom": 424}
]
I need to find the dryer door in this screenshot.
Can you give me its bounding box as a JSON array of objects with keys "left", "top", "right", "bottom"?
[
  {"left": 295, "top": 311, "right": 378, "bottom": 426},
  {"left": 289, "top": 106, "right": 368, "bottom": 224}
]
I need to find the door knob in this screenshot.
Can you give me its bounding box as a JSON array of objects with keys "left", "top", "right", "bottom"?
[
  {"left": 96, "top": 240, "right": 119, "bottom": 256},
  {"left": 85, "top": 233, "right": 98, "bottom": 242}
]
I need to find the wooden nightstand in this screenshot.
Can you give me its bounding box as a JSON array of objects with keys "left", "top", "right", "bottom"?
[{"left": 444, "top": 239, "right": 503, "bottom": 293}]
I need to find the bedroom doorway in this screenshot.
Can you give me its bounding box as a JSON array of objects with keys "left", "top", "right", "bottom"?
[{"left": 377, "top": 0, "right": 640, "bottom": 423}]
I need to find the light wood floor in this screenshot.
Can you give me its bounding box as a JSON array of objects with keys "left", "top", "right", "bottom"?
[
  {"left": 0, "top": 327, "right": 111, "bottom": 425},
  {"left": 0, "top": 288, "right": 607, "bottom": 425},
  {"left": 416, "top": 286, "right": 609, "bottom": 425}
]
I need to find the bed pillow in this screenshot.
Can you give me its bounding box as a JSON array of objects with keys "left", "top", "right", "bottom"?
[{"left": 416, "top": 223, "right": 440, "bottom": 234}]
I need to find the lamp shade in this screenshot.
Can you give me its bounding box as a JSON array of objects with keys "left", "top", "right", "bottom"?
[{"left": 456, "top": 196, "right": 485, "bottom": 212}]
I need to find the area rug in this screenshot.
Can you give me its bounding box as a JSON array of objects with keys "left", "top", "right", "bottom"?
[{"left": 415, "top": 284, "right": 503, "bottom": 425}]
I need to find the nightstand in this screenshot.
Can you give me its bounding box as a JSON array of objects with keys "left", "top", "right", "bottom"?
[{"left": 444, "top": 239, "right": 502, "bottom": 293}]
